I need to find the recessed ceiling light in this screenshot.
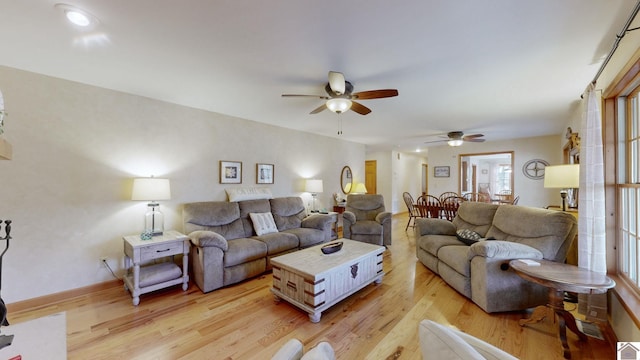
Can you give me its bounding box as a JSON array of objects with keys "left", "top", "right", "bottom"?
[{"left": 55, "top": 4, "right": 99, "bottom": 28}]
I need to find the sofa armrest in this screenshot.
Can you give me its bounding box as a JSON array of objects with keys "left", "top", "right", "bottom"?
[
  {"left": 343, "top": 211, "right": 356, "bottom": 224},
  {"left": 414, "top": 218, "right": 456, "bottom": 237},
  {"left": 375, "top": 211, "right": 391, "bottom": 224},
  {"left": 468, "top": 240, "right": 543, "bottom": 261},
  {"left": 301, "top": 214, "right": 332, "bottom": 230},
  {"left": 188, "top": 230, "right": 229, "bottom": 251}
]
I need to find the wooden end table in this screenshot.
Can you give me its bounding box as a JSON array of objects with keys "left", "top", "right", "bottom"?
[
  {"left": 123, "top": 230, "right": 190, "bottom": 306},
  {"left": 509, "top": 259, "right": 615, "bottom": 359}
]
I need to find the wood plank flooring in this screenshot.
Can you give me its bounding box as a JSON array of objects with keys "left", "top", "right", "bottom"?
[{"left": 7, "top": 213, "right": 615, "bottom": 359}]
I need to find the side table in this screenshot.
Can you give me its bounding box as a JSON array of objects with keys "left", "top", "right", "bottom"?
[
  {"left": 123, "top": 230, "right": 190, "bottom": 306},
  {"left": 509, "top": 259, "right": 615, "bottom": 359}
]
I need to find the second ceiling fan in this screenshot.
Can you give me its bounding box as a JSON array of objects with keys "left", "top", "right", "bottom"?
[
  {"left": 282, "top": 71, "right": 398, "bottom": 115},
  {"left": 424, "top": 131, "right": 486, "bottom": 146}
]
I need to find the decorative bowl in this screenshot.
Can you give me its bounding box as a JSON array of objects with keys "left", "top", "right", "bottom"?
[{"left": 321, "top": 241, "right": 343, "bottom": 255}]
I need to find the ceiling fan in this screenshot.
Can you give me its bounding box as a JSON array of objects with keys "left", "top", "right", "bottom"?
[
  {"left": 282, "top": 71, "right": 398, "bottom": 115},
  {"left": 424, "top": 131, "right": 485, "bottom": 146}
]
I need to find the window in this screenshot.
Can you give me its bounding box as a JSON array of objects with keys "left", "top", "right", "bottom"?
[{"left": 617, "top": 85, "right": 640, "bottom": 292}]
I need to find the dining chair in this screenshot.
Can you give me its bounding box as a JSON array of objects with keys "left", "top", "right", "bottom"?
[
  {"left": 440, "top": 196, "right": 465, "bottom": 221},
  {"left": 416, "top": 195, "right": 442, "bottom": 219},
  {"left": 403, "top": 192, "right": 421, "bottom": 230},
  {"left": 462, "top": 192, "right": 490, "bottom": 202},
  {"left": 438, "top": 192, "right": 458, "bottom": 203}
]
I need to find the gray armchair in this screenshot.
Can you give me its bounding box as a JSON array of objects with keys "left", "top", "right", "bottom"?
[{"left": 342, "top": 194, "right": 391, "bottom": 246}]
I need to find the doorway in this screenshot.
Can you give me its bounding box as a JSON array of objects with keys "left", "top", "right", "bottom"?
[{"left": 365, "top": 160, "right": 377, "bottom": 194}]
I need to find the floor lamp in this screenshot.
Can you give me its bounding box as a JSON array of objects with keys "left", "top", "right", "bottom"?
[{"left": 544, "top": 164, "right": 579, "bottom": 211}]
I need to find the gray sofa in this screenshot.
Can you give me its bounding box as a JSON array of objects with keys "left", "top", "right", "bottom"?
[
  {"left": 343, "top": 194, "right": 392, "bottom": 246},
  {"left": 415, "top": 202, "right": 577, "bottom": 313},
  {"left": 183, "top": 197, "right": 333, "bottom": 293}
]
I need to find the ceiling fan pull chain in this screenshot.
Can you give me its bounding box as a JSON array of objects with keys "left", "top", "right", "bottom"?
[{"left": 337, "top": 117, "right": 343, "bottom": 135}]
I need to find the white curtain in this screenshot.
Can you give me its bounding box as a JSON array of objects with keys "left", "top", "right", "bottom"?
[{"left": 578, "top": 83, "right": 607, "bottom": 274}]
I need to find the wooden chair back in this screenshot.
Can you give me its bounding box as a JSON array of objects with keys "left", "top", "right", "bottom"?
[
  {"left": 441, "top": 196, "right": 465, "bottom": 221},
  {"left": 462, "top": 192, "right": 490, "bottom": 202},
  {"left": 416, "top": 195, "right": 442, "bottom": 218},
  {"left": 439, "top": 192, "right": 458, "bottom": 203}
]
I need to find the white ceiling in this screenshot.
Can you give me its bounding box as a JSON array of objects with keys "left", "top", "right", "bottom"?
[{"left": 0, "top": 1, "right": 638, "bottom": 152}]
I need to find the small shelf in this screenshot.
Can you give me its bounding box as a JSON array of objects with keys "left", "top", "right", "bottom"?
[{"left": 0, "top": 138, "right": 12, "bottom": 160}]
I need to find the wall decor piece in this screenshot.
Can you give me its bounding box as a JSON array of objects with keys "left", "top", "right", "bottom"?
[
  {"left": 220, "top": 161, "right": 242, "bottom": 184},
  {"left": 434, "top": 166, "right": 450, "bottom": 178},
  {"left": 522, "top": 159, "right": 549, "bottom": 180},
  {"left": 256, "top": 163, "right": 274, "bottom": 184}
]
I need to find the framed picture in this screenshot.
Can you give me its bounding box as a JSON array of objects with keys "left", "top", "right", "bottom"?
[
  {"left": 220, "top": 161, "right": 242, "bottom": 184},
  {"left": 434, "top": 166, "right": 450, "bottom": 178},
  {"left": 256, "top": 163, "right": 274, "bottom": 184}
]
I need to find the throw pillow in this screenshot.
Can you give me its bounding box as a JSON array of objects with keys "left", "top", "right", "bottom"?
[
  {"left": 456, "top": 229, "right": 482, "bottom": 246},
  {"left": 250, "top": 212, "right": 279, "bottom": 236},
  {"left": 226, "top": 187, "right": 273, "bottom": 202}
]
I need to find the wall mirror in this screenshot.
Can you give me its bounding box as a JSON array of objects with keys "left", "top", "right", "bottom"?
[
  {"left": 459, "top": 151, "right": 514, "bottom": 203},
  {"left": 341, "top": 166, "right": 353, "bottom": 194}
]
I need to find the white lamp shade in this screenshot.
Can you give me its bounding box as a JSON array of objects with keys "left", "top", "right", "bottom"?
[
  {"left": 353, "top": 183, "right": 368, "bottom": 194},
  {"left": 544, "top": 164, "right": 579, "bottom": 188},
  {"left": 305, "top": 179, "right": 323, "bottom": 193},
  {"left": 132, "top": 178, "right": 171, "bottom": 201}
]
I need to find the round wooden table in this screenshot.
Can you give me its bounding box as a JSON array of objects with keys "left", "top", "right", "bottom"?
[{"left": 509, "top": 259, "right": 615, "bottom": 359}]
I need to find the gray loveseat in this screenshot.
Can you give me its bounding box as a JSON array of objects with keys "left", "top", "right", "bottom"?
[
  {"left": 415, "top": 202, "right": 577, "bottom": 313},
  {"left": 183, "top": 197, "right": 333, "bottom": 293}
]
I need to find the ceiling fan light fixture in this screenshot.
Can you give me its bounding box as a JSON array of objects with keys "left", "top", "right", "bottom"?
[
  {"left": 447, "top": 139, "right": 464, "bottom": 147},
  {"left": 55, "top": 4, "right": 99, "bottom": 28},
  {"left": 326, "top": 98, "right": 352, "bottom": 114}
]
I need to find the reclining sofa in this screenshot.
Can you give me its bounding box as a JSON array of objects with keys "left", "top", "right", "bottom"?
[
  {"left": 415, "top": 202, "right": 577, "bottom": 313},
  {"left": 183, "top": 196, "right": 332, "bottom": 293}
]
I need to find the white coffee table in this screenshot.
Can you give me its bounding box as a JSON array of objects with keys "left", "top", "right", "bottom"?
[{"left": 271, "top": 239, "right": 385, "bottom": 323}]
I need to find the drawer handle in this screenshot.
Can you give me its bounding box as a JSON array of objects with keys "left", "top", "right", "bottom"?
[
  {"left": 286, "top": 281, "right": 297, "bottom": 291},
  {"left": 156, "top": 248, "right": 171, "bottom": 253}
]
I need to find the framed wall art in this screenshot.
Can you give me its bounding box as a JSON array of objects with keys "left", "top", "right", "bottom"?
[
  {"left": 434, "top": 166, "right": 450, "bottom": 178},
  {"left": 220, "top": 161, "right": 242, "bottom": 184},
  {"left": 256, "top": 163, "right": 274, "bottom": 184}
]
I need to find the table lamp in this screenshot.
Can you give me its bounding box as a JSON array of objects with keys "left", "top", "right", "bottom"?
[
  {"left": 544, "top": 164, "right": 579, "bottom": 211},
  {"left": 132, "top": 177, "right": 171, "bottom": 235},
  {"left": 305, "top": 179, "right": 323, "bottom": 213},
  {"left": 353, "top": 183, "right": 368, "bottom": 194}
]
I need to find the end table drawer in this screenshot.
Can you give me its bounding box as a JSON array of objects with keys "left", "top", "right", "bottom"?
[{"left": 140, "top": 242, "right": 183, "bottom": 261}]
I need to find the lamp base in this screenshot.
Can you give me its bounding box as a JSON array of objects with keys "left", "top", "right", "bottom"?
[{"left": 144, "top": 203, "right": 164, "bottom": 236}]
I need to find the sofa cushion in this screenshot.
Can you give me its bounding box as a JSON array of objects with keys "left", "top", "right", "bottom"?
[
  {"left": 486, "top": 205, "right": 576, "bottom": 261},
  {"left": 351, "top": 220, "right": 382, "bottom": 235},
  {"left": 183, "top": 202, "right": 246, "bottom": 240},
  {"left": 418, "top": 234, "right": 465, "bottom": 257},
  {"left": 224, "top": 237, "right": 268, "bottom": 267},
  {"left": 283, "top": 228, "right": 326, "bottom": 248},
  {"left": 255, "top": 232, "right": 299, "bottom": 254},
  {"left": 456, "top": 229, "right": 482, "bottom": 246},
  {"left": 452, "top": 202, "right": 499, "bottom": 237},
  {"left": 270, "top": 197, "right": 306, "bottom": 231},
  {"left": 250, "top": 212, "right": 279, "bottom": 236}
]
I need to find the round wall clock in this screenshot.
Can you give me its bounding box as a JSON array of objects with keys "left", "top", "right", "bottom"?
[{"left": 522, "top": 159, "right": 549, "bottom": 180}]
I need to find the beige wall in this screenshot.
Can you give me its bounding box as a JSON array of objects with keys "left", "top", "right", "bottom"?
[{"left": 0, "top": 66, "right": 365, "bottom": 303}]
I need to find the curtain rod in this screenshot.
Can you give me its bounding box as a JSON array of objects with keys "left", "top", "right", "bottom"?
[{"left": 590, "top": 0, "right": 640, "bottom": 85}]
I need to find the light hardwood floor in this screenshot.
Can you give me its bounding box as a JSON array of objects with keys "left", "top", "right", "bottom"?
[{"left": 7, "top": 213, "right": 615, "bottom": 359}]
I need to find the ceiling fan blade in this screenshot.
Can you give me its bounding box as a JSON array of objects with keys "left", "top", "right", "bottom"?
[
  {"left": 463, "top": 133, "right": 484, "bottom": 139},
  {"left": 328, "top": 71, "right": 346, "bottom": 95},
  {"left": 424, "top": 139, "right": 448, "bottom": 144},
  {"left": 465, "top": 138, "right": 485, "bottom": 143},
  {"left": 352, "top": 89, "right": 399, "bottom": 100},
  {"left": 350, "top": 101, "right": 371, "bottom": 115},
  {"left": 282, "top": 94, "right": 329, "bottom": 99},
  {"left": 309, "top": 104, "right": 327, "bottom": 114}
]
